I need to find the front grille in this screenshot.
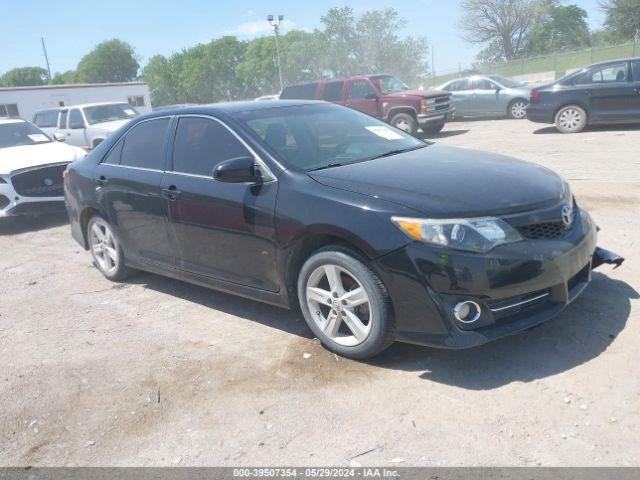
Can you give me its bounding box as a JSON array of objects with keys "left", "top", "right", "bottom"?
[
  {"left": 0, "top": 194, "right": 9, "bottom": 209},
  {"left": 435, "top": 95, "right": 451, "bottom": 111},
  {"left": 11, "top": 164, "right": 66, "bottom": 198},
  {"left": 488, "top": 288, "right": 551, "bottom": 322},
  {"left": 517, "top": 221, "right": 569, "bottom": 240},
  {"left": 516, "top": 208, "right": 577, "bottom": 240}
]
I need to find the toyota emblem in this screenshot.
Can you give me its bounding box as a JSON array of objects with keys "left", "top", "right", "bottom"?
[{"left": 561, "top": 205, "right": 573, "bottom": 227}]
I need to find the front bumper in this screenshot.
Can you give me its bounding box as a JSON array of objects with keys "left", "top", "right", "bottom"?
[
  {"left": 0, "top": 181, "right": 65, "bottom": 217},
  {"left": 417, "top": 107, "right": 456, "bottom": 125},
  {"left": 373, "top": 209, "right": 622, "bottom": 348}
]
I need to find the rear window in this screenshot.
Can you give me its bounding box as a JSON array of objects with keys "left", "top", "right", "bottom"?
[
  {"left": 280, "top": 82, "right": 318, "bottom": 100},
  {"left": 120, "top": 118, "right": 170, "bottom": 170},
  {"left": 322, "top": 82, "right": 344, "bottom": 101},
  {"left": 34, "top": 110, "right": 58, "bottom": 128}
]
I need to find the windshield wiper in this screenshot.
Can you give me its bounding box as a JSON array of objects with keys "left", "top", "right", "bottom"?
[
  {"left": 369, "top": 145, "right": 426, "bottom": 160},
  {"left": 309, "top": 163, "right": 344, "bottom": 172}
]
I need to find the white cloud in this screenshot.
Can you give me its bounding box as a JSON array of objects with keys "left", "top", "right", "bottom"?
[{"left": 226, "top": 19, "right": 298, "bottom": 37}]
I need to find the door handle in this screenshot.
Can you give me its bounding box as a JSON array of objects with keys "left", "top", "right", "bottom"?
[
  {"left": 584, "top": 90, "right": 591, "bottom": 96},
  {"left": 96, "top": 175, "right": 109, "bottom": 186},
  {"left": 161, "top": 186, "right": 181, "bottom": 201}
]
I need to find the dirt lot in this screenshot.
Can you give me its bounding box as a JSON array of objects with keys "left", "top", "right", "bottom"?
[{"left": 1, "top": 119, "right": 638, "bottom": 467}]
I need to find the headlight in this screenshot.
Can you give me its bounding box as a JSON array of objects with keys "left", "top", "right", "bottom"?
[
  {"left": 391, "top": 216, "right": 523, "bottom": 253},
  {"left": 420, "top": 98, "right": 436, "bottom": 113}
]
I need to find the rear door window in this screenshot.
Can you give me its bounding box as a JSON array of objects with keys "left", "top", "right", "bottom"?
[
  {"left": 347, "top": 80, "right": 377, "bottom": 99},
  {"left": 172, "top": 117, "right": 250, "bottom": 176},
  {"left": 34, "top": 110, "right": 58, "bottom": 128},
  {"left": 574, "top": 63, "right": 628, "bottom": 84},
  {"left": 120, "top": 118, "right": 170, "bottom": 170},
  {"left": 102, "top": 139, "right": 124, "bottom": 165},
  {"left": 445, "top": 79, "right": 471, "bottom": 91},
  {"left": 280, "top": 82, "right": 318, "bottom": 99},
  {"left": 473, "top": 78, "right": 499, "bottom": 90},
  {"left": 322, "top": 82, "right": 344, "bottom": 101}
]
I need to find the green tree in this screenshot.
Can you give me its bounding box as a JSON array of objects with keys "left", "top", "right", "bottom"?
[
  {"left": 141, "top": 55, "right": 180, "bottom": 106},
  {"left": 76, "top": 39, "right": 139, "bottom": 83},
  {"left": 0, "top": 67, "right": 48, "bottom": 87},
  {"left": 320, "top": 7, "right": 429, "bottom": 85},
  {"left": 50, "top": 70, "right": 77, "bottom": 85},
  {"left": 524, "top": 0, "right": 591, "bottom": 55},
  {"left": 600, "top": 0, "right": 640, "bottom": 41}
]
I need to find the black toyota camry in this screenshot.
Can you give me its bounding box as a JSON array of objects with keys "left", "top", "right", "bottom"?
[{"left": 64, "top": 101, "right": 623, "bottom": 359}]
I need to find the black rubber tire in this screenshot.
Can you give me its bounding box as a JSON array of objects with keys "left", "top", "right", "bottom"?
[
  {"left": 389, "top": 112, "right": 418, "bottom": 135},
  {"left": 554, "top": 105, "right": 588, "bottom": 133},
  {"left": 507, "top": 99, "right": 528, "bottom": 119},
  {"left": 297, "top": 246, "right": 395, "bottom": 360},
  {"left": 422, "top": 122, "right": 445, "bottom": 134},
  {"left": 87, "top": 215, "right": 133, "bottom": 282}
]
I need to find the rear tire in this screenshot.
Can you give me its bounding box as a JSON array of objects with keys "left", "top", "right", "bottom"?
[
  {"left": 422, "top": 122, "right": 445, "bottom": 135},
  {"left": 87, "top": 215, "right": 132, "bottom": 281},
  {"left": 297, "top": 246, "right": 395, "bottom": 360},
  {"left": 508, "top": 99, "right": 528, "bottom": 119},
  {"left": 555, "top": 105, "right": 587, "bottom": 133},
  {"left": 390, "top": 113, "right": 418, "bottom": 135}
]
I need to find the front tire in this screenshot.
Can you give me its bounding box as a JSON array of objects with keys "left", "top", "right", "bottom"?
[
  {"left": 555, "top": 105, "right": 587, "bottom": 133},
  {"left": 508, "top": 99, "right": 528, "bottom": 119},
  {"left": 390, "top": 112, "right": 418, "bottom": 135},
  {"left": 422, "top": 122, "right": 445, "bottom": 135},
  {"left": 297, "top": 247, "right": 395, "bottom": 359},
  {"left": 87, "top": 215, "right": 132, "bottom": 281}
]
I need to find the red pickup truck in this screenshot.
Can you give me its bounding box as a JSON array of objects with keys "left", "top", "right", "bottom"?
[{"left": 280, "top": 74, "right": 455, "bottom": 135}]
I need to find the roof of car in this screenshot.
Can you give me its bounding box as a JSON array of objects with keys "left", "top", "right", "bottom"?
[
  {"left": 586, "top": 56, "right": 640, "bottom": 68},
  {"left": 142, "top": 99, "right": 324, "bottom": 118},
  {"left": 283, "top": 74, "right": 394, "bottom": 88},
  {"left": 61, "top": 101, "right": 131, "bottom": 109},
  {"left": 0, "top": 118, "right": 25, "bottom": 125}
]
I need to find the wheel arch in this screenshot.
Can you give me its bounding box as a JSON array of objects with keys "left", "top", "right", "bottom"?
[
  {"left": 91, "top": 137, "right": 106, "bottom": 149},
  {"left": 386, "top": 107, "right": 418, "bottom": 122},
  {"left": 79, "top": 206, "right": 102, "bottom": 249},
  {"left": 283, "top": 231, "right": 377, "bottom": 307}
]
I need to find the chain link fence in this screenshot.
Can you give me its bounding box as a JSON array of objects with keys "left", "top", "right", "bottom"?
[{"left": 430, "top": 40, "right": 639, "bottom": 87}]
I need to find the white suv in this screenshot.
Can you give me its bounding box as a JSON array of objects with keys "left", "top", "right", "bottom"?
[{"left": 50, "top": 102, "right": 139, "bottom": 149}]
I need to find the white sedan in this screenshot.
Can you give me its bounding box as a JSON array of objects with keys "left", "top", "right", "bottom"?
[{"left": 0, "top": 119, "right": 86, "bottom": 218}]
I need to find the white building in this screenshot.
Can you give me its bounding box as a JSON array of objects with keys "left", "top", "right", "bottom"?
[{"left": 0, "top": 82, "right": 152, "bottom": 121}]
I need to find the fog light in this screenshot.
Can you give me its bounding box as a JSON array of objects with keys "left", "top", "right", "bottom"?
[{"left": 453, "top": 300, "right": 481, "bottom": 324}]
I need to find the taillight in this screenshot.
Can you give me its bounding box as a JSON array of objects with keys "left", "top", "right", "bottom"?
[
  {"left": 63, "top": 169, "right": 70, "bottom": 182},
  {"left": 530, "top": 91, "right": 540, "bottom": 102}
]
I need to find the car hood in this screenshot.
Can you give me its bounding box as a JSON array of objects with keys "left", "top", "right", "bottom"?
[
  {"left": 89, "top": 119, "right": 131, "bottom": 132},
  {"left": 308, "top": 144, "right": 566, "bottom": 217},
  {"left": 385, "top": 88, "right": 449, "bottom": 99},
  {"left": 0, "top": 141, "right": 86, "bottom": 175}
]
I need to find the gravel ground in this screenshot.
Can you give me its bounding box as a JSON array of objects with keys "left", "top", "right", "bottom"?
[{"left": 0, "top": 119, "right": 638, "bottom": 467}]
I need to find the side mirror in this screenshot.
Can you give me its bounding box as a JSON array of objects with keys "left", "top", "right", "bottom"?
[
  {"left": 53, "top": 132, "right": 66, "bottom": 142},
  {"left": 365, "top": 93, "right": 379, "bottom": 100},
  {"left": 213, "top": 156, "right": 260, "bottom": 183}
]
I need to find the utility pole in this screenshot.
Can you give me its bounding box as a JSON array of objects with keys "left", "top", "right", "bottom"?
[
  {"left": 41, "top": 37, "right": 52, "bottom": 81},
  {"left": 267, "top": 14, "right": 284, "bottom": 92},
  {"left": 431, "top": 45, "right": 435, "bottom": 79}
]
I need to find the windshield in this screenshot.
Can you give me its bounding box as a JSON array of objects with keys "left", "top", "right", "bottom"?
[
  {"left": 0, "top": 122, "right": 51, "bottom": 149},
  {"left": 372, "top": 75, "right": 410, "bottom": 94},
  {"left": 487, "top": 75, "right": 525, "bottom": 88},
  {"left": 83, "top": 103, "right": 139, "bottom": 125},
  {"left": 233, "top": 103, "right": 427, "bottom": 172}
]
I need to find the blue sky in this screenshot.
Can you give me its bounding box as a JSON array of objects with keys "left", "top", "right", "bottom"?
[{"left": 0, "top": 0, "right": 605, "bottom": 77}]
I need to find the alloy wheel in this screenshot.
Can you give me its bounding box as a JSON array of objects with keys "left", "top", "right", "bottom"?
[
  {"left": 511, "top": 101, "right": 527, "bottom": 119},
  {"left": 305, "top": 264, "right": 373, "bottom": 347},
  {"left": 393, "top": 119, "right": 411, "bottom": 132},
  {"left": 89, "top": 219, "right": 119, "bottom": 275},
  {"left": 558, "top": 108, "right": 583, "bottom": 132}
]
